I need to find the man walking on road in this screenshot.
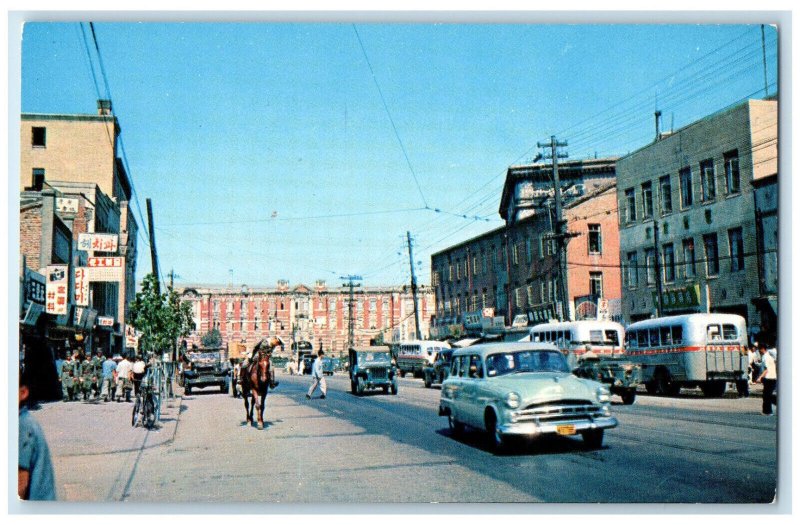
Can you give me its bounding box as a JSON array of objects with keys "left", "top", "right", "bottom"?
[
  {"left": 115, "top": 355, "right": 134, "bottom": 402},
  {"left": 306, "top": 349, "right": 327, "bottom": 400},
  {"left": 100, "top": 354, "right": 117, "bottom": 402},
  {"left": 755, "top": 345, "right": 777, "bottom": 415}
]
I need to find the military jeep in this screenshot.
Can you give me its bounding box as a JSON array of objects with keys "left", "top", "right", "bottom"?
[
  {"left": 182, "top": 349, "right": 230, "bottom": 395},
  {"left": 348, "top": 346, "right": 398, "bottom": 396},
  {"left": 423, "top": 348, "right": 454, "bottom": 388}
]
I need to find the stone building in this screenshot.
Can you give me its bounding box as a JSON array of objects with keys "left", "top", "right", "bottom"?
[
  {"left": 431, "top": 158, "right": 622, "bottom": 334},
  {"left": 615, "top": 98, "right": 777, "bottom": 334},
  {"left": 178, "top": 281, "right": 435, "bottom": 358}
]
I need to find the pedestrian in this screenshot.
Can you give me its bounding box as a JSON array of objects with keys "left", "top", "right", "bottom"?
[
  {"left": 115, "top": 355, "right": 134, "bottom": 402},
  {"left": 79, "top": 355, "right": 95, "bottom": 401},
  {"left": 100, "top": 353, "right": 117, "bottom": 402},
  {"left": 60, "top": 355, "right": 75, "bottom": 402},
  {"left": 131, "top": 355, "right": 146, "bottom": 397},
  {"left": 18, "top": 367, "right": 56, "bottom": 500},
  {"left": 747, "top": 344, "right": 761, "bottom": 384},
  {"left": 306, "top": 349, "right": 327, "bottom": 400},
  {"left": 754, "top": 345, "right": 777, "bottom": 415}
]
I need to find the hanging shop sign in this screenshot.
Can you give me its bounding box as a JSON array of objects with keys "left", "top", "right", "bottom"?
[
  {"left": 74, "top": 267, "right": 89, "bottom": 306},
  {"left": 652, "top": 284, "right": 701, "bottom": 311},
  {"left": 45, "top": 265, "right": 69, "bottom": 315},
  {"left": 527, "top": 304, "right": 557, "bottom": 325},
  {"left": 56, "top": 197, "right": 79, "bottom": 214},
  {"left": 97, "top": 316, "right": 115, "bottom": 327},
  {"left": 79, "top": 233, "right": 119, "bottom": 253},
  {"left": 25, "top": 269, "right": 46, "bottom": 305}
]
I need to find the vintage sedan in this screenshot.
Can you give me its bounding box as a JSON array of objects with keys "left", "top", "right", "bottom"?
[{"left": 438, "top": 342, "right": 617, "bottom": 453}]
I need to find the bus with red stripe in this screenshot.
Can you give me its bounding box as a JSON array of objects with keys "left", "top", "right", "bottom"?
[
  {"left": 624, "top": 313, "right": 749, "bottom": 397},
  {"left": 526, "top": 320, "right": 625, "bottom": 369}
]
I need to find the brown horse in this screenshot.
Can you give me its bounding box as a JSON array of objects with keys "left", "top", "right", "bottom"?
[{"left": 241, "top": 338, "right": 281, "bottom": 429}]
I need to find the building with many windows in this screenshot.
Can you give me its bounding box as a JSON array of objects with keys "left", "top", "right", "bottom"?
[
  {"left": 616, "top": 98, "right": 777, "bottom": 335},
  {"left": 178, "top": 281, "right": 435, "bottom": 357}
]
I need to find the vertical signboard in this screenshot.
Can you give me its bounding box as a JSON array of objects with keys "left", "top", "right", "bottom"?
[
  {"left": 74, "top": 267, "right": 89, "bottom": 306},
  {"left": 46, "top": 265, "right": 69, "bottom": 315}
]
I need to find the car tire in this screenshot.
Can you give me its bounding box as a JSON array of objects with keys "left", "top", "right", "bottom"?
[
  {"left": 424, "top": 373, "right": 432, "bottom": 388},
  {"left": 582, "top": 429, "right": 604, "bottom": 449},
  {"left": 382, "top": 385, "right": 389, "bottom": 395},
  {"left": 484, "top": 410, "right": 509, "bottom": 455},
  {"left": 399, "top": 370, "right": 406, "bottom": 378},
  {"left": 621, "top": 389, "right": 636, "bottom": 405},
  {"left": 350, "top": 379, "right": 357, "bottom": 394},
  {"left": 448, "top": 412, "right": 464, "bottom": 436},
  {"left": 356, "top": 377, "right": 365, "bottom": 396}
]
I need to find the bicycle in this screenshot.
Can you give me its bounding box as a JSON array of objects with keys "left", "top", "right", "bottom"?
[{"left": 131, "top": 377, "right": 158, "bottom": 429}]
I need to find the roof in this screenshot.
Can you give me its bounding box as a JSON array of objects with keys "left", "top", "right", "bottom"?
[
  {"left": 351, "top": 346, "right": 391, "bottom": 352},
  {"left": 452, "top": 341, "right": 559, "bottom": 357}
]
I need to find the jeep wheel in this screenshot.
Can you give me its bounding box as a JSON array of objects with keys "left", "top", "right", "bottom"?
[
  {"left": 424, "top": 373, "right": 432, "bottom": 388},
  {"left": 621, "top": 389, "right": 636, "bottom": 405},
  {"left": 350, "top": 380, "right": 357, "bottom": 394},
  {"left": 382, "top": 385, "right": 389, "bottom": 394},
  {"left": 356, "top": 377, "right": 365, "bottom": 396},
  {"left": 582, "top": 429, "right": 604, "bottom": 449}
]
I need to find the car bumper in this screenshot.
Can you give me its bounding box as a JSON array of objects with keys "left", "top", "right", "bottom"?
[
  {"left": 185, "top": 375, "right": 228, "bottom": 386},
  {"left": 498, "top": 415, "right": 618, "bottom": 437}
]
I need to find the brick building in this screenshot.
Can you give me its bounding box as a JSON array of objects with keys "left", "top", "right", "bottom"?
[
  {"left": 616, "top": 98, "right": 777, "bottom": 335},
  {"left": 178, "top": 281, "right": 435, "bottom": 358},
  {"left": 431, "top": 158, "right": 622, "bottom": 335}
]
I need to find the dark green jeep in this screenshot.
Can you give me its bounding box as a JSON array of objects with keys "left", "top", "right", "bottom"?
[{"left": 348, "top": 346, "right": 398, "bottom": 396}]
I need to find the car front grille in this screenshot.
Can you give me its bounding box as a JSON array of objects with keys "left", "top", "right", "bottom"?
[
  {"left": 515, "top": 399, "right": 603, "bottom": 423},
  {"left": 369, "top": 369, "right": 387, "bottom": 380}
]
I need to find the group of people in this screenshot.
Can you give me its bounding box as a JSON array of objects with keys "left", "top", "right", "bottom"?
[
  {"left": 748, "top": 342, "right": 778, "bottom": 416},
  {"left": 56, "top": 351, "right": 154, "bottom": 404}
]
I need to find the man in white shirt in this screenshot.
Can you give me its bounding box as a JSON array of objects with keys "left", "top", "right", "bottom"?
[
  {"left": 115, "top": 355, "right": 134, "bottom": 402},
  {"left": 755, "top": 345, "right": 777, "bottom": 415},
  {"left": 306, "top": 350, "right": 327, "bottom": 400}
]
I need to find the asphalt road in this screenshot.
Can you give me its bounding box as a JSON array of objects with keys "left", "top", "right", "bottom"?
[{"left": 30, "top": 371, "right": 777, "bottom": 505}]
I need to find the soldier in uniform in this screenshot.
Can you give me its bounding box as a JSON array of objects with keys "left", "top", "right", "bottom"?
[
  {"left": 60, "top": 355, "right": 75, "bottom": 402},
  {"left": 80, "top": 355, "right": 97, "bottom": 401},
  {"left": 91, "top": 351, "right": 105, "bottom": 399}
]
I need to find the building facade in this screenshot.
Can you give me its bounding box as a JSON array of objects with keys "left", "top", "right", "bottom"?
[
  {"left": 616, "top": 98, "right": 777, "bottom": 334},
  {"left": 178, "top": 281, "right": 435, "bottom": 357},
  {"left": 431, "top": 158, "right": 622, "bottom": 335}
]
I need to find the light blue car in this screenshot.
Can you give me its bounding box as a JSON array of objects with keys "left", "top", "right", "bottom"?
[{"left": 439, "top": 342, "right": 617, "bottom": 453}]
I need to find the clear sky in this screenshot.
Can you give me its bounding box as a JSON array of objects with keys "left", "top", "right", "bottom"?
[{"left": 18, "top": 20, "right": 779, "bottom": 290}]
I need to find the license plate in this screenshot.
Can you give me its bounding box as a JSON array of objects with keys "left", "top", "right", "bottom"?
[{"left": 556, "top": 424, "right": 576, "bottom": 436}]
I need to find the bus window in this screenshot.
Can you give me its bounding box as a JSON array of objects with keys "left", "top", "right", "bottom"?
[
  {"left": 660, "top": 326, "right": 672, "bottom": 345},
  {"left": 707, "top": 325, "right": 722, "bottom": 342},
  {"left": 626, "top": 331, "right": 638, "bottom": 349},
  {"left": 590, "top": 330, "right": 603, "bottom": 343},
  {"left": 672, "top": 326, "right": 683, "bottom": 344},
  {"left": 605, "top": 330, "right": 619, "bottom": 345},
  {"left": 649, "top": 329, "right": 660, "bottom": 347},
  {"left": 722, "top": 324, "right": 738, "bottom": 340},
  {"left": 637, "top": 330, "right": 649, "bottom": 348}
]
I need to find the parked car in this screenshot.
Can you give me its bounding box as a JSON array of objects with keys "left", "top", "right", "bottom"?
[
  {"left": 181, "top": 349, "right": 230, "bottom": 395},
  {"left": 439, "top": 342, "right": 617, "bottom": 453},
  {"left": 322, "top": 357, "right": 336, "bottom": 376},
  {"left": 348, "top": 346, "right": 398, "bottom": 395},
  {"left": 423, "top": 348, "right": 454, "bottom": 388}
]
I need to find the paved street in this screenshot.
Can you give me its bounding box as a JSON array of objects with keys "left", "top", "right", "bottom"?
[{"left": 29, "top": 371, "right": 777, "bottom": 505}]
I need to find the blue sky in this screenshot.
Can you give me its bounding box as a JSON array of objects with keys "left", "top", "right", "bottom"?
[{"left": 18, "top": 21, "right": 779, "bottom": 289}]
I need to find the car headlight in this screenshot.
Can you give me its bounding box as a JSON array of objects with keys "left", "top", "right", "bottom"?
[
  {"left": 505, "top": 392, "right": 521, "bottom": 409},
  {"left": 596, "top": 386, "right": 611, "bottom": 403}
]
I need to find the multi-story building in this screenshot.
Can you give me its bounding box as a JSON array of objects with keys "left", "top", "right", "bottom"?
[
  {"left": 431, "top": 158, "right": 622, "bottom": 335},
  {"left": 616, "top": 98, "right": 777, "bottom": 334},
  {"left": 178, "top": 281, "right": 435, "bottom": 357},
  {"left": 20, "top": 100, "right": 139, "bottom": 354}
]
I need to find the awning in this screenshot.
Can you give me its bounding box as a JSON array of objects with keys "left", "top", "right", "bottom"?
[{"left": 452, "top": 337, "right": 481, "bottom": 348}]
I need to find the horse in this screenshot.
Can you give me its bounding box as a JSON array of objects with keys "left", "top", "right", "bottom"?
[{"left": 241, "top": 338, "right": 281, "bottom": 429}]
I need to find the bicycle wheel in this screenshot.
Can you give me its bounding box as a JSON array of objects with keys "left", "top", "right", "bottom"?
[
  {"left": 131, "top": 396, "right": 141, "bottom": 427},
  {"left": 144, "top": 396, "right": 156, "bottom": 429}
]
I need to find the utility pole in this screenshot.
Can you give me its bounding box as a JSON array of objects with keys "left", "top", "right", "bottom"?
[
  {"left": 146, "top": 198, "right": 160, "bottom": 294},
  {"left": 340, "top": 275, "right": 362, "bottom": 350},
  {"left": 406, "top": 231, "right": 422, "bottom": 340},
  {"left": 653, "top": 221, "right": 665, "bottom": 317},
  {"left": 168, "top": 269, "right": 180, "bottom": 291},
  {"left": 537, "top": 136, "right": 575, "bottom": 322}
]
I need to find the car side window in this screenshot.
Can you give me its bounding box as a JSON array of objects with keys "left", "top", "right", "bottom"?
[
  {"left": 468, "top": 354, "right": 483, "bottom": 378},
  {"left": 457, "top": 356, "right": 469, "bottom": 378}
]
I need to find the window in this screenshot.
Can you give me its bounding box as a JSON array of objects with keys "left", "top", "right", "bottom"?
[
  {"left": 672, "top": 326, "right": 683, "bottom": 344},
  {"left": 645, "top": 248, "right": 656, "bottom": 285},
  {"left": 515, "top": 287, "right": 522, "bottom": 308},
  {"left": 642, "top": 181, "right": 654, "bottom": 219},
  {"left": 682, "top": 238, "right": 696, "bottom": 278},
  {"left": 700, "top": 159, "right": 716, "bottom": 202},
  {"left": 660, "top": 326, "right": 672, "bottom": 345},
  {"left": 588, "top": 224, "right": 602, "bottom": 254},
  {"left": 31, "top": 127, "right": 46, "bottom": 147},
  {"left": 626, "top": 252, "right": 638, "bottom": 288},
  {"left": 512, "top": 243, "right": 519, "bottom": 265},
  {"left": 728, "top": 227, "right": 744, "bottom": 272},
  {"left": 589, "top": 272, "right": 603, "bottom": 298},
  {"left": 662, "top": 243, "right": 675, "bottom": 282},
  {"left": 448, "top": 263, "right": 453, "bottom": 282},
  {"left": 659, "top": 175, "right": 673, "bottom": 215},
  {"left": 724, "top": 150, "right": 741, "bottom": 194},
  {"left": 722, "top": 324, "right": 738, "bottom": 340},
  {"left": 525, "top": 238, "right": 532, "bottom": 263},
  {"left": 679, "top": 167, "right": 693, "bottom": 208},
  {"left": 649, "top": 329, "right": 660, "bottom": 347},
  {"left": 625, "top": 188, "right": 637, "bottom": 223},
  {"left": 456, "top": 260, "right": 461, "bottom": 280},
  {"left": 31, "top": 168, "right": 45, "bottom": 191},
  {"left": 704, "top": 233, "right": 719, "bottom": 277}
]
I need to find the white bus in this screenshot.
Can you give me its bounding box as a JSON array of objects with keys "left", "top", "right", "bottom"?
[
  {"left": 396, "top": 340, "right": 451, "bottom": 378},
  {"left": 624, "top": 313, "right": 748, "bottom": 397},
  {"left": 527, "top": 320, "right": 626, "bottom": 369}
]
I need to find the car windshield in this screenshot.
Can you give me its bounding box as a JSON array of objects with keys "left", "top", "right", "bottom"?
[
  {"left": 485, "top": 350, "right": 570, "bottom": 377},
  {"left": 359, "top": 352, "right": 391, "bottom": 364},
  {"left": 191, "top": 352, "right": 219, "bottom": 362}
]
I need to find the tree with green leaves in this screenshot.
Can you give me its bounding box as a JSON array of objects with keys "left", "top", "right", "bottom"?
[
  {"left": 201, "top": 328, "right": 222, "bottom": 348},
  {"left": 128, "top": 273, "right": 195, "bottom": 358}
]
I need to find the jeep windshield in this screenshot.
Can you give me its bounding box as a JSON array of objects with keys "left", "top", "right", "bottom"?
[
  {"left": 191, "top": 352, "right": 219, "bottom": 363},
  {"left": 358, "top": 352, "right": 391, "bottom": 364},
  {"left": 485, "top": 350, "right": 570, "bottom": 377}
]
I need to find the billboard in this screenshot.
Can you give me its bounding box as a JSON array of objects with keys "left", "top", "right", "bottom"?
[
  {"left": 45, "top": 265, "right": 68, "bottom": 315},
  {"left": 78, "top": 233, "right": 119, "bottom": 253}
]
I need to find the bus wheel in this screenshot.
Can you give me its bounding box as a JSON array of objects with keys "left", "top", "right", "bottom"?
[
  {"left": 653, "top": 369, "right": 671, "bottom": 396},
  {"left": 701, "top": 381, "right": 726, "bottom": 398},
  {"left": 621, "top": 389, "right": 636, "bottom": 405}
]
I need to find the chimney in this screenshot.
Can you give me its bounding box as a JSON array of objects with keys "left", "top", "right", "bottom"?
[
  {"left": 654, "top": 110, "right": 662, "bottom": 141},
  {"left": 97, "top": 99, "right": 112, "bottom": 116}
]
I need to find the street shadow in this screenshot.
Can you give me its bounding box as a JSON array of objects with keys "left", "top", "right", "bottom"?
[{"left": 433, "top": 427, "right": 600, "bottom": 456}]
